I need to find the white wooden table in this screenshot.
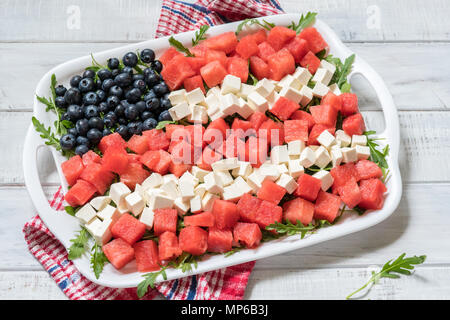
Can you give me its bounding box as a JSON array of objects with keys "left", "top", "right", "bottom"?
[{"left": 1, "top": 0, "right": 449, "bottom": 300}]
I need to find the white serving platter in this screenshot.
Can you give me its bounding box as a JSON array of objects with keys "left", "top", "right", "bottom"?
[{"left": 23, "top": 13, "right": 402, "bottom": 289}]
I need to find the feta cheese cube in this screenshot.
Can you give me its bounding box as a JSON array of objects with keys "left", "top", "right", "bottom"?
[
  {"left": 246, "top": 170, "right": 265, "bottom": 192},
  {"left": 335, "top": 130, "right": 352, "bottom": 147},
  {"left": 313, "top": 170, "right": 334, "bottom": 191},
  {"left": 288, "top": 140, "right": 305, "bottom": 156},
  {"left": 317, "top": 130, "right": 337, "bottom": 149},
  {"left": 222, "top": 177, "right": 252, "bottom": 202},
  {"left": 331, "top": 147, "right": 343, "bottom": 167},
  {"left": 203, "top": 172, "right": 224, "bottom": 194},
  {"left": 160, "top": 180, "right": 180, "bottom": 200},
  {"left": 186, "top": 87, "right": 206, "bottom": 106},
  {"left": 219, "top": 93, "right": 240, "bottom": 116},
  {"left": 109, "top": 182, "right": 131, "bottom": 209},
  {"left": 180, "top": 171, "right": 199, "bottom": 187},
  {"left": 288, "top": 159, "right": 305, "bottom": 178},
  {"left": 236, "top": 97, "right": 254, "bottom": 119},
  {"left": 278, "top": 86, "right": 303, "bottom": 104},
  {"left": 96, "top": 205, "right": 121, "bottom": 222},
  {"left": 341, "top": 147, "right": 358, "bottom": 163},
  {"left": 276, "top": 173, "right": 298, "bottom": 194},
  {"left": 211, "top": 157, "right": 239, "bottom": 171},
  {"left": 312, "top": 82, "right": 330, "bottom": 98},
  {"left": 75, "top": 203, "right": 97, "bottom": 224},
  {"left": 215, "top": 170, "right": 234, "bottom": 186},
  {"left": 259, "top": 164, "right": 281, "bottom": 181},
  {"left": 329, "top": 83, "right": 341, "bottom": 95},
  {"left": 201, "top": 192, "right": 220, "bottom": 211},
  {"left": 168, "top": 89, "right": 187, "bottom": 106},
  {"left": 209, "top": 110, "right": 225, "bottom": 121},
  {"left": 293, "top": 67, "right": 312, "bottom": 85},
  {"left": 191, "top": 166, "right": 210, "bottom": 183},
  {"left": 254, "top": 78, "right": 275, "bottom": 98},
  {"left": 278, "top": 74, "right": 302, "bottom": 91},
  {"left": 320, "top": 60, "right": 337, "bottom": 74},
  {"left": 90, "top": 196, "right": 111, "bottom": 211},
  {"left": 221, "top": 74, "right": 241, "bottom": 95},
  {"left": 142, "top": 173, "right": 163, "bottom": 190},
  {"left": 147, "top": 193, "right": 174, "bottom": 210},
  {"left": 170, "top": 101, "right": 192, "bottom": 120},
  {"left": 356, "top": 145, "right": 371, "bottom": 160},
  {"left": 277, "top": 164, "right": 289, "bottom": 174},
  {"left": 190, "top": 195, "right": 203, "bottom": 213},
  {"left": 92, "top": 218, "right": 113, "bottom": 245},
  {"left": 187, "top": 105, "right": 208, "bottom": 124},
  {"left": 173, "top": 197, "right": 190, "bottom": 215},
  {"left": 139, "top": 207, "right": 155, "bottom": 229},
  {"left": 135, "top": 184, "right": 145, "bottom": 198},
  {"left": 85, "top": 218, "right": 102, "bottom": 237},
  {"left": 299, "top": 86, "right": 313, "bottom": 106},
  {"left": 270, "top": 145, "right": 289, "bottom": 164},
  {"left": 206, "top": 86, "right": 220, "bottom": 97},
  {"left": 351, "top": 135, "right": 368, "bottom": 147},
  {"left": 312, "top": 68, "right": 333, "bottom": 86},
  {"left": 299, "top": 147, "right": 316, "bottom": 168},
  {"left": 194, "top": 184, "right": 206, "bottom": 198},
  {"left": 233, "top": 176, "right": 253, "bottom": 194},
  {"left": 237, "top": 83, "right": 255, "bottom": 99},
  {"left": 178, "top": 178, "right": 195, "bottom": 201},
  {"left": 315, "top": 146, "right": 332, "bottom": 168},
  {"left": 247, "top": 91, "right": 269, "bottom": 113},
  {"left": 205, "top": 94, "right": 221, "bottom": 116},
  {"left": 125, "top": 192, "right": 145, "bottom": 216},
  {"left": 231, "top": 161, "right": 253, "bottom": 178},
  {"left": 163, "top": 174, "right": 178, "bottom": 185}
]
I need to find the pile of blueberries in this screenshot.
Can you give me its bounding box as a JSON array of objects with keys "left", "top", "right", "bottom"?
[{"left": 58, "top": 49, "right": 173, "bottom": 155}]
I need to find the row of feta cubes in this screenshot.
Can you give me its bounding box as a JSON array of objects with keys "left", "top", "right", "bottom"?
[{"left": 167, "top": 64, "right": 340, "bottom": 124}]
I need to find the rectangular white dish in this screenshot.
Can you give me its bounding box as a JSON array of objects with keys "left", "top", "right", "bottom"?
[{"left": 23, "top": 13, "right": 402, "bottom": 288}]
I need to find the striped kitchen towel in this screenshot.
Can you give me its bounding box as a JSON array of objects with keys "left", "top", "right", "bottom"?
[{"left": 23, "top": 0, "right": 284, "bottom": 300}]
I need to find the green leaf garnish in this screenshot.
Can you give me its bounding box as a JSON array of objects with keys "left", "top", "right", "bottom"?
[
  {"left": 352, "top": 205, "right": 366, "bottom": 216},
  {"left": 155, "top": 120, "right": 177, "bottom": 130},
  {"left": 64, "top": 206, "right": 76, "bottom": 216},
  {"left": 325, "top": 54, "right": 356, "bottom": 91},
  {"left": 266, "top": 220, "right": 316, "bottom": 239},
  {"left": 235, "top": 18, "right": 275, "bottom": 35},
  {"left": 32, "top": 116, "right": 73, "bottom": 157},
  {"left": 288, "top": 12, "right": 318, "bottom": 34},
  {"left": 192, "top": 25, "right": 210, "bottom": 46},
  {"left": 137, "top": 265, "right": 168, "bottom": 298},
  {"left": 224, "top": 246, "right": 243, "bottom": 257},
  {"left": 346, "top": 253, "right": 426, "bottom": 299},
  {"left": 90, "top": 242, "right": 109, "bottom": 279},
  {"left": 68, "top": 227, "right": 91, "bottom": 260},
  {"left": 363, "top": 131, "right": 390, "bottom": 169},
  {"left": 168, "top": 36, "right": 194, "bottom": 57}
]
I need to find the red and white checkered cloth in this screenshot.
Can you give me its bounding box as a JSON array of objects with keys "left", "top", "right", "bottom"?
[{"left": 23, "top": 0, "right": 284, "bottom": 300}]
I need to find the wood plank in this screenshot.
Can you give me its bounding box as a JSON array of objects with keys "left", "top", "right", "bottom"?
[
  {"left": 1, "top": 43, "right": 449, "bottom": 112},
  {"left": 1, "top": 0, "right": 449, "bottom": 42},
  {"left": 3, "top": 184, "right": 449, "bottom": 271}
]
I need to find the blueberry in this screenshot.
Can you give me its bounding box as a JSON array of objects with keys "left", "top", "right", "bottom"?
[
  {"left": 83, "top": 92, "right": 99, "bottom": 105},
  {"left": 103, "top": 113, "right": 117, "bottom": 128},
  {"left": 106, "top": 95, "right": 120, "bottom": 109},
  {"left": 158, "top": 110, "right": 172, "bottom": 122},
  {"left": 97, "top": 68, "right": 112, "bottom": 81},
  {"left": 75, "top": 144, "right": 89, "bottom": 156},
  {"left": 163, "top": 92, "right": 170, "bottom": 100},
  {"left": 114, "top": 72, "right": 132, "bottom": 87},
  {"left": 98, "top": 101, "right": 109, "bottom": 113},
  {"left": 114, "top": 104, "right": 126, "bottom": 117},
  {"left": 143, "top": 68, "right": 154, "bottom": 78},
  {"left": 95, "top": 79, "right": 103, "bottom": 90},
  {"left": 124, "top": 104, "right": 139, "bottom": 120},
  {"left": 84, "top": 105, "right": 99, "bottom": 118},
  {"left": 96, "top": 89, "right": 106, "bottom": 102},
  {"left": 140, "top": 49, "right": 155, "bottom": 63},
  {"left": 118, "top": 117, "right": 128, "bottom": 125},
  {"left": 67, "top": 104, "right": 83, "bottom": 120},
  {"left": 141, "top": 110, "right": 154, "bottom": 120},
  {"left": 78, "top": 77, "right": 95, "bottom": 93},
  {"left": 76, "top": 135, "right": 90, "bottom": 146},
  {"left": 145, "top": 73, "right": 159, "bottom": 87},
  {"left": 101, "top": 78, "right": 115, "bottom": 92},
  {"left": 133, "top": 74, "right": 145, "bottom": 82},
  {"left": 143, "top": 90, "right": 157, "bottom": 102},
  {"left": 121, "top": 66, "right": 134, "bottom": 75},
  {"left": 142, "top": 118, "right": 158, "bottom": 130},
  {"left": 109, "top": 85, "right": 123, "bottom": 98},
  {"left": 61, "top": 112, "right": 71, "bottom": 122},
  {"left": 88, "top": 117, "right": 104, "bottom": 130},
  {"left": 116, "top": 125, "right": 129, "bottom": 139},
  {"left": 75, "top": 119, "right": 90, "bottom": 136},
  {"left": 70, "top": 75, "right": 82, "bottom": 88},
  {"left": 160, "top": 97, "right": 172, "bottom": 110},
  {"left": 133, "top": 79, "right": 146, "bottom": 92},
  {"left": 125, "top": 88, "right": 142, "bottom": 103},
  {"left": 68, "top": 127, "right": 78, "bottom": 136},
  {"left": 82, "top": 69, "right": 96, "bottom": 79},
  {"left": 120, "top": 99, "right": 130, "bottom": 108},
  {"left": 153, "top": 82, "right": 169, "bottom": 97},
  {"left": 64, "top": 88, "right": 82, "bottom": 105},
  {"left": 145, "top": 97, "right": 160, "bottom": 112},
  {"left": 151, "top": 60, "right": 163, "bottom": 73},
  {"left": 111, "top": 68, "right": 120, "bottom": 77},
  {"left": 87, "top": 128, "right": 103, "bottom": 144},
  {"left": 103, "top": 128, "right": 112, "bottom": 137},
  {"left": 60, "top": 134, "right": 76, "bottom": 150},
  {"left": 55, "top": 96, "right": 67, "bottom": 108},
  {"left": 108, "top": 57, "right": 120, "bottom": 69},
  {"left": 123, "top": 52, "right": 138, "bottom": 67},
  {"left": 127, "top": 121, "right": 142, "bottom": 135},
  {"left": 55, "top": 85, "right": 67, "bottom": 97},
  {"left": 135, "top": 101, "right": 146, "bottom": 113}
]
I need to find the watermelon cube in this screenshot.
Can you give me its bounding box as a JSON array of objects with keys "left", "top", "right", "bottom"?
[
  {"left": 179, "top": 226, "right": 208, "bottom": 256},
  {"left": 165, "top": 124, "right": 187, "bottom": 141},
  {"left": 358, "top": 179, "right": 387, "bottom": 210},
  {"left": 339, "top": 179, "right": 362, "bottom": 209},
  {"left": 237, "top": 193, "right": 262, "bottom": 223},
  {"left": 231, "top": 118, "right": 254, "bottom": 135},
  {"left": 128, "top": 153, "right": 141, "bottom": 163},
  {"left": 64, "top": 179, "right": 97, "bottom": 207},
  {"left": 170, "top": 139, "right": 195, "bottom": 165},
  {"left": 127, "top": 134, "right": 149, "bottom": 155},
  {"left": 267, "top": 26, "right": 297, "bottom": 51},
  {"left": 284, "top": 120, "right": 309, "bottom": 142},
  {"left": 285, "top": 36, "right": 310, "bottom": 63},
  {"left": 248, "top": 111, "right": 268, "bottom": 131},
  {"left": 186, "top": 56, "right": 207, "bottom": 73},
  {"left": 205, "top": 31, "right": 238, "bottom": 54},
  {"left": 282, "top": 197, "right": 314, "bottom": 225},
  {"left": 190, "top": 44, "right": 207, "bottom": 57},
  {"left": 158, "top": 231, "right": 182, "bottom": 261},
  {"left": 322, "top": 92, "right": 342, "bottom": 112},
  {"left": 197, "top": 146, "right": 223, "bottom": 171},
  {"left": 169, "top": 161, "right": 191, "bottom": 178},
  {"left": 183, "top": 75, "right": 206, "bottom": 94},
  {"left": 300, "top": 51, "right": 320, "bottom": 74},
  {"left": 250, "top": 29, "right": 267, "bottom": 44},
  {"left": 120, "top": 162, "right": 150, "bottom": 190},
  {"left": 98, "top": 132, "right": 126, "bottom": 154},
  {"left": 343, "top": 113, "right": 366, "bottom": 136},
  {"left": 255, "top": 200, "right": 283, "bottom": 230},
  {"left": 340, "top": 93, "right": 359, "bottom": 116},
  {"left": 239, "top": 136, "right": 268, "bottom": 167},
  {"left": 267, "top": 48, "right": 295, "bottom": 81},
  {"left": 295, "top": 174, "right": 322, "bottom": 201},
  {"left": 314, "top": 190, "right": 342, "bottom": 223},
  {"left": 290, "top": 110, "right": 315, "bottom": 130},
  {"left": 61, "top": 155, "right": 84, "bottom": 186},
  {"left": 270, "top": 96, "right": 299, "bottom": 121},
  {"left": 207, "top": 227, "right": 233, "bottom": 253},
  {"left": 142, "top": 129, "right": 170, "bottom": 151},
  {"left": 355, "top": 160, "right": 383, "bottom": 181},
  {"left": 102, "top": 238, "right": 135, "bottom": 270},
  {"left": 184, "top": 211, "right": 215, "bottom": 227},
  {"left": 257, "top": 41, "right": 276, "bottom": 62},
  {"left": 212, "top": 200, "right": 240, "bottom": 230},
  {"left": 310, "top": 104, "right": 338, "bottom": 127},
  {"left": 222, "top": 132, "right": 246, "bottom": 159},
  {"left": 227, "top": 56, "right": 249, "bottom": 83},
  {"left": 330, "top": 163, "right": 358, "bottom": 188},
  {"left": 258, "top": 119, "right": 284, "bottom": 146},
  {"left": 81, "top": 150, "right": 101, "bottom": 166},
  {"left": 134, "top": 240, "right": 160, "bottom": 272},
  {"left": 200, "top": 60, "right": 228, "bottom": 88},
  {"left": 161, "top": 54, "right": 196, "bottom": 90},
  {"left": 111, "top": 214, "right": 146, "bottom": 245},
  {"left": 236, "top": 35, "right": 259, "bottom": 59},
  {"left": 298, "top": 27, "right": 328, "bottom": 54},
  {"left": 159, "top": 47, "right": 183, "bottom": 66},
  {"left": 80, "top": 162, "right": 115, "bottom": 195},
  {"left": 308, "top": 124, "right": 335, "bottom": 146},
  {"left": 249, "top": 56, "right": 270, "bottom": 80},
  {"left": 102, "top": 146, "right": 129, "bottom": 174},
  {"left": 233, "top": 222, "right": 262, "bottom": 248},
  {"left": 257, "top": 180, "right": 286, "bottom": 205},
  {"left": 140, "top": 150, "right": 172, "bottom": 175},
  {"left": 205, "top": 49, "right": 228, "bottom": 67},
  {"left": 153, "top": 208, "right": 178, "bottom": 236}
]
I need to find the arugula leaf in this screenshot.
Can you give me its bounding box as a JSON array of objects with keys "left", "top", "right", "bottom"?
[
  {"left": 352, "top": 206, "right": 366, "bottom": 216},
  {"left": 155, "top": 120, "right": 177, "bottom": 130},
  {"left": 137, "top": 265, "right": 168, "bottom": 298},
  {"left": 235, "top": 18, "right": 274, "bottom": 35},
  {"left": 363, "top": 131, "right": 389, "bottom": 169},
  {"left": 266, "top": 220, "right": 316, "bottom": 239},
  {"left": 192, "top": 25, "right": 210, "bottom": 46},
  {"left": 288, "top": 12, "right": 318, "bottom": 34},
  {"left": 32, "top": 117, "right": 74, "bottom": 158},
  {"left": 168, "top": 36, "right": 194, "bottom": 57},
  {"left": 224, "top": 247, "right": 243, "bottom": 257},
  {"left": 346, "top": 253, "right": 426, "bottom": 299},
  {"left": 90, "top": 243, "right": 109, "bottom": 279},
  {"left": 325, "top": 54, "right": 356, "bottom": 91},
  {"left": 65, "top": 206, "right": 76, "bottom": 216},
  {"left": 68, "top": 227, "right": 91, "bottom": 260},
  {"left": 248, "top": 73, "right": 259, "bottom": 85}
]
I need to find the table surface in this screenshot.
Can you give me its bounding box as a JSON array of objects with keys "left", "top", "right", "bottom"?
[{"left": 1, "top": 0, "right": 450, "bottom": 300}]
